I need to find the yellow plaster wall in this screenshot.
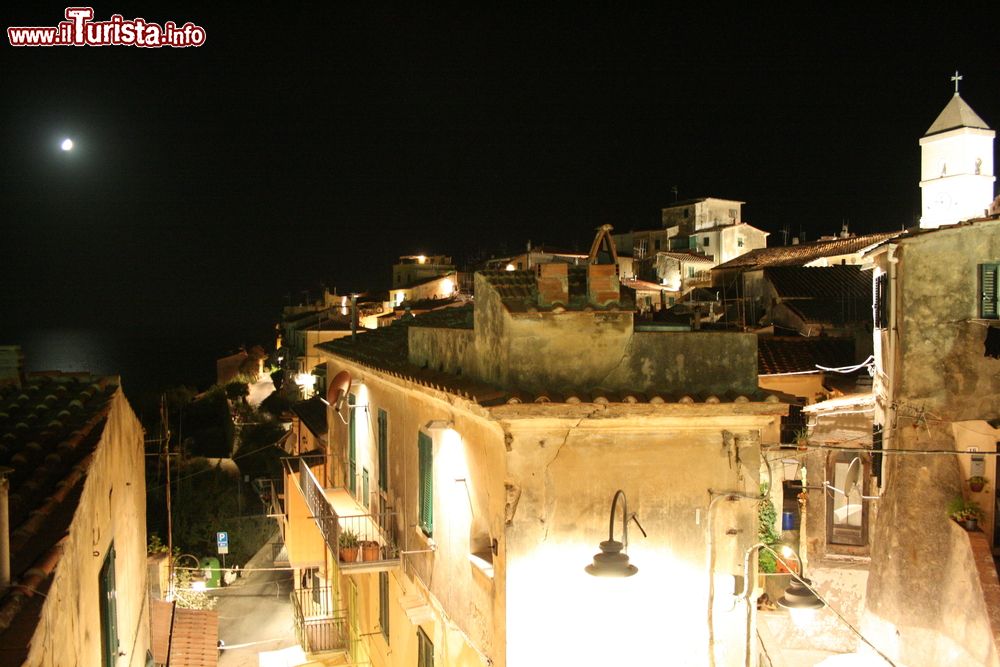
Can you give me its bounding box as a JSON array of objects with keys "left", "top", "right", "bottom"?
[
  {"left": 24, "top": 389, "right": 150, "bottom": 667},
  {"left": 327, "top": 364, "right": 506, "bottom": 667}
]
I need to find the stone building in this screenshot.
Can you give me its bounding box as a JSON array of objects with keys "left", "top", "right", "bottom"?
[
  {"left": 860, "top": 215, "right": 1000, "bottom": 666},
  {"left": 275, "top": 235, "right": 792, "bottom": 666},
  {"left": 0, "top": 373, "right": 150, "bottom": 667}
]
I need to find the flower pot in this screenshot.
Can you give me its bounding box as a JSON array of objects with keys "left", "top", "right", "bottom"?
[
  {"left": 970, "top": 482, "right": 985, "bottom": 493},
  {"left": 339, "top": 546, "right": 359, "bottom": 563},
  {"left": 361, "top": 540, "right": 381, "bottom": 561},
  {"left": 962, "top": 519, "right": 978, "bottom": 531}
]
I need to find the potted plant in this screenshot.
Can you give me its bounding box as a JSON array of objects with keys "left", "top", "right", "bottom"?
[
  {"left": 968, "top": 475, "right": 989, "bottom": 493},
  {"left": 339, "top": 529, "right": 360, "bottom": 562},
  {"left": 948, "top": 497, "right": 984, "bottom": 531},
  {"left": 360, "top": 540, "right": 381, "bottom": 561}
]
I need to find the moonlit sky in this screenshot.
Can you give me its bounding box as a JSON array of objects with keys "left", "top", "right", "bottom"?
[{"left": 1, "top": 5, "right": 998, "bottom": 395}]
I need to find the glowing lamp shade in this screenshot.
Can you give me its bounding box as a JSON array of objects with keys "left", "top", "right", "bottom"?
[
  {"left": 585, "top": 489, "right": 644, "bottom": 578},
  {"left": 585, "top": 538, "right": 637, "bottom": 577},
  {"left": 777, "top": 577, "right": 824, "bottom": 612},
  {"left": 505, "top": 263, "right": 516, "bottom": 271}
]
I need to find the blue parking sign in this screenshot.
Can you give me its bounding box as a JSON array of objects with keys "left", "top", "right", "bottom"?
[{"left": 217, "top": 531, "right": 228, "bottom": 554}]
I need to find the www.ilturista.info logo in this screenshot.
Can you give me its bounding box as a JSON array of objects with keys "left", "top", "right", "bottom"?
[{"left": 7, "top": 7, "right": 206, "bottom": 47}]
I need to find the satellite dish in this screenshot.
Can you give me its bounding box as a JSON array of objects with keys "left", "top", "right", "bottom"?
[
  {"left": 843, "top": 457, "right": 862, "bottom": 498},
  {"left": 327, "top": 371, "right": 352, "bottom": 412}
]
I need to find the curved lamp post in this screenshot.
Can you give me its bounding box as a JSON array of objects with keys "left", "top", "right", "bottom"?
[
  {"left": 585, "top": 490, "right": 646, "bottom": 577},
  {"left": 738, "top": 542, "right": 823, "bottom": 611}
]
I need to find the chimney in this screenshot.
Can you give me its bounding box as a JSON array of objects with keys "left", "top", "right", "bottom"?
[
  {"left": 0, "top": 466, "right": 11, "bottom": 591},
  {"left": 537, "top": 263, "right": 569, "bottom": 307},
  {"left": 587, "top": 263, "right": 620, "bottom": 306},
  {"left": 791, "top": 237, "right": 800, "bottom": 245}
]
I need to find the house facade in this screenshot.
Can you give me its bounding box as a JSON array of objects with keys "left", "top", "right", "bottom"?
[
  {"left": 0, "top": 375, "right": 149, "bottom": 667},
  {"left": 276, "top": 240, "right": 792, "bottom": 666},
  {"left": 861, "top": 216, "right": 1000, "bottom": 666}
]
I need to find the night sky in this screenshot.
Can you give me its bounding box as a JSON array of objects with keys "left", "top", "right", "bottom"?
[{"left": 1, "top": 5, "right": 998, "bottom": 396}]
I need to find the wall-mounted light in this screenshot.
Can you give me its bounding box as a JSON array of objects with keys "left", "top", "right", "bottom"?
[
  {"left": 425, "top": 419, "right": 453, "bottom": 431},
  {"left": 585, "top": 489, "right": 646, "bottom": 577}
]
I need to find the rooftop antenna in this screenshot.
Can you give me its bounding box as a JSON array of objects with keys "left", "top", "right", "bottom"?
[
  {"left": 780, "top": 225, "right": 789, "bottom": 246},
  {"left": 671, "top": 185, "right": 679, "bottom": 202}
]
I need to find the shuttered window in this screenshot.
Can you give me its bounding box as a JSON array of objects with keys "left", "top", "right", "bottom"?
[
  {"left": 418, "top": 432, "right": 433, "bottom": 536},
  {"left": 981, "top": 263, "right": 999, "bottom": 319},
  {"left": 874, "top": 273, "right": 889, "bottom": 328},
  {"left": 377, "top": 409, "right": 388, "bottom": 492},
  {"left": 99, "top": 544, "right": 119, "bottom": 667},
  {"left": 417, "top": 627, "right": 434, "bottom": 667},
  {"left": 348, "top": 393, "right": 356, "bottom": 494},
  {"left": 379, "top": 571, "right": 390, "bottom": 643}
]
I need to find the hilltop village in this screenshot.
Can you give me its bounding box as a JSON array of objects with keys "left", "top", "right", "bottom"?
[{"left": 2, "top": 88, "right": 1000, "bottom": 667}]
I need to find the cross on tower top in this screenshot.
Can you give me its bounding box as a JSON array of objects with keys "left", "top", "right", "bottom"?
[{"left": 951, "top": 70, "right": 963, "bottom": 95}]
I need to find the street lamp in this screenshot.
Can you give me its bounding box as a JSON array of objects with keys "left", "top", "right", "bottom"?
[
  {"left": 585, "top": 490, "right": 646, "bottom": 577},
  {"left": 737, "top": 542, "right": 823, "bottom": 611}
]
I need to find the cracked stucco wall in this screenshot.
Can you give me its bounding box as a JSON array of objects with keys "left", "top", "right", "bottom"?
[{"left": 502, "top": 410, "right": 782, "bottom": 666}]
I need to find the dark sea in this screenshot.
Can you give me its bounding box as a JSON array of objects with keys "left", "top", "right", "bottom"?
[{"left": 9, "top": 327, "right": 228, "bottom": 413}]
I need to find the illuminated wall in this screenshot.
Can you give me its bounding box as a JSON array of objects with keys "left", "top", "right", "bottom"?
[
  {"left": 24, "top": 389, "right": 150, "bottom": 667},
  {"left": 499, "top": 406, "right": 784, "bottom": 666}
]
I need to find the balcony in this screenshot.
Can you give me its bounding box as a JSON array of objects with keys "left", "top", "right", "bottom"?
[
  {"left": 294, "top": 459, "right": 400, "bottom": 573},
  {"left": 290, "top": 587, "right": 348, "bottom": 655}
]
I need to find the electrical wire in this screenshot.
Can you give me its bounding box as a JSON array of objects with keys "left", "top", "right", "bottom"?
[{"left": 757, "top": 547, "right": 898, "bottom": 667}]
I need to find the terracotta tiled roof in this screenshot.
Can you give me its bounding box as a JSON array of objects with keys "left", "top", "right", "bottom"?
[
  {"left": 713, "top": 232, "right": 903, "bottom": 271},
  {"left": 318, "top": 301, "right": 778, "bottom": 406},
  {"left": 168, "top": 607, "right": 219, "bottom": 667},
  {"left": 0, "top": 373, "right": 117, "bottom": 656},
  {"left": 657, "top": 251, "right": 714, "bottom": 263},
  {"left": 757, "top": 336, "right": 858, "bottom": 375}
]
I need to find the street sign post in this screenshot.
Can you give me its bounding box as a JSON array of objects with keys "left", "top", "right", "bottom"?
[{"left": 217, "top": 531, "right": 228, "bottom": 569}]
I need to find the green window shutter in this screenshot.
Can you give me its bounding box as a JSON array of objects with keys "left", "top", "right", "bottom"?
[
  {"left": 417, "top": 627, "right": 434, "bottom": 667},
  {"left": 377, "top": 409, "right": 388, "bottom": 491},
  {"left": 99, "top": 544, "right": 119, "bottom": 667},
  {"left": 981, "top": 263, "right": 999, "bottom": 319},
  {"left": 379, "top": 571, "right": 390, "bottom": 642},
  {"left": 418, "top": 432, "right": 433, "bottom": 535},
  {"left": 348, "top": 393, "right": 356, "bottom": 494}
]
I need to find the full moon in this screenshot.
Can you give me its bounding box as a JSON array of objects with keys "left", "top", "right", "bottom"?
[{"left": 60, "top": 138, "right": 73, "bottom": 151}]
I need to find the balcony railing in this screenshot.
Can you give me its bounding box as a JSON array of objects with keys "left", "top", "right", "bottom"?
[
  {"left": 290, "top": 587, "right": 348, "bottom": 654},
  {"left": 298, "top": 459, "right": 400, "bottom": 570}
]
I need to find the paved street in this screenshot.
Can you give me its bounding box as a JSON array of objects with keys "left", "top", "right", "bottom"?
[{"left": 214, "top": 534, "right": 299, "bottom": 667}]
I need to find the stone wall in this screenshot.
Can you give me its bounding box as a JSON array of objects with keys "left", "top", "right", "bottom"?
[
  {"left": 409, "top": 327, "right": 476, "bottom": 377},
  {"left": 603, "top": 330, "right": 759, "bottom": 397}
]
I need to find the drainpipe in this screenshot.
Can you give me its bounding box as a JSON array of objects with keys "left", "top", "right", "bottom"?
[{"left": 0, "top": 466, "right": 11, "bottom": 591}]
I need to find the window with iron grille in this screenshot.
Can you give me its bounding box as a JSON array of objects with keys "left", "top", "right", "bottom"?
[
  {"left": 981, "top": 263, "right": 998, "bottom": 319},
  {"left": 418, "top": 432, "right": 433, "bottom": 536}
]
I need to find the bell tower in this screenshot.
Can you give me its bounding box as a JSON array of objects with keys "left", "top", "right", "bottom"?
[{"left": 919, "top": 72, "right": 995, "bottom": 229}]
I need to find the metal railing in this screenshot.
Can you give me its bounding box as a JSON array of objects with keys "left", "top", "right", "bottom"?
[
  {"left": 297, "top": 459, "right": 400, "bottom": 567},
  {"left": 290, "top": 587, "right": 348, "bottom": 654},
  {"left": 337, "top": 510, "right": 401, "bottom": 565}
]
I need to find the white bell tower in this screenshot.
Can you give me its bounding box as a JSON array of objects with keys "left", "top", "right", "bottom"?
[{"left": 919, "top": 72, "right": 995, "bottom": 229}]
